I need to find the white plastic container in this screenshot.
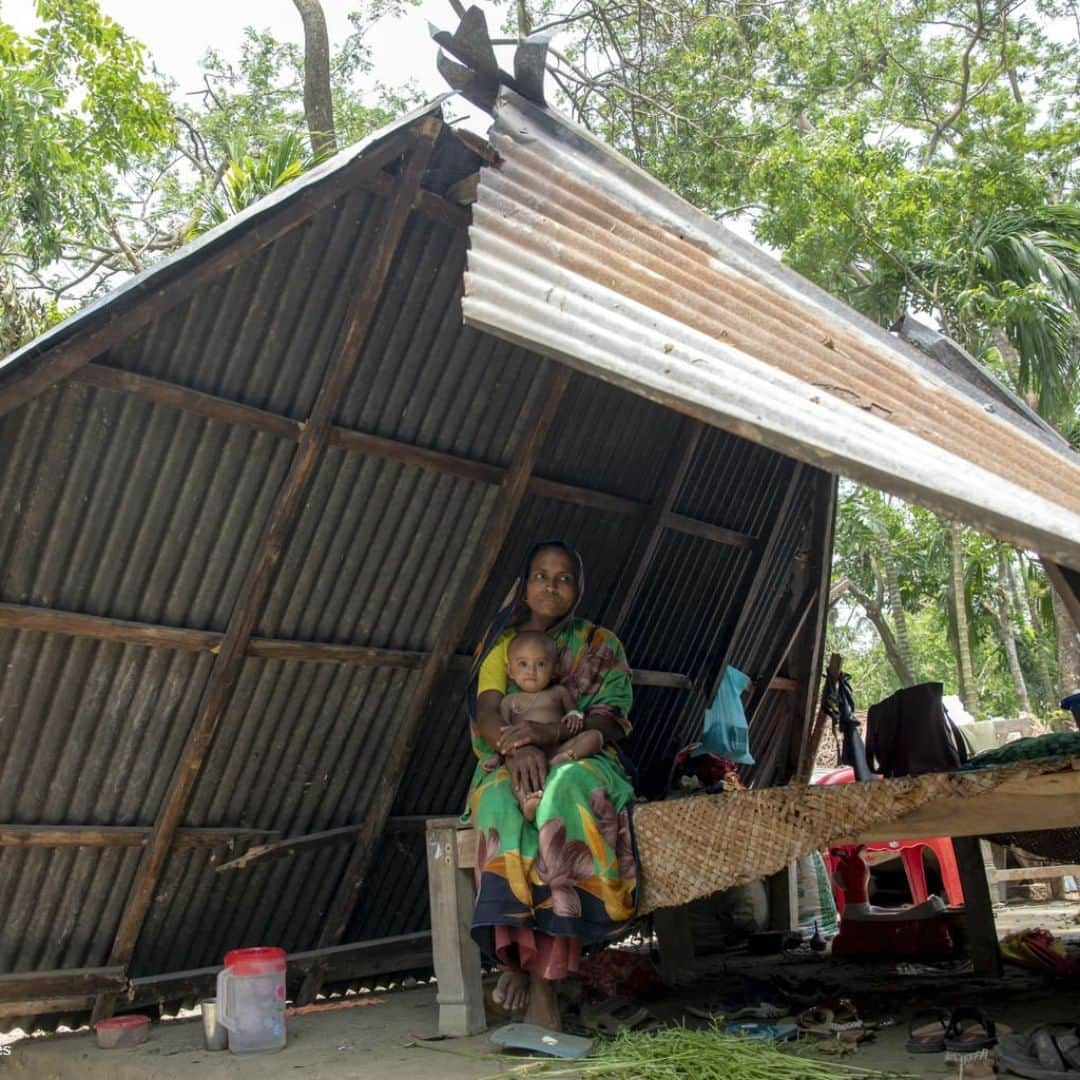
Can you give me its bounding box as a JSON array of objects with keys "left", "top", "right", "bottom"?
[{"left": 216, "top": 946, "right": 287, "bottom": 1054}]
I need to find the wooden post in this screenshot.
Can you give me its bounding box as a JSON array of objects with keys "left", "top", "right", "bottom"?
[
  {"left": 91, "top": 119, "right": 442, "bottom": 1023},
  {"left": 1043, "top": 560, "right": 1080, "bottom": 634},
  {"left": 653, "top": 906, "right": 696, "bottom": 986},
  {"left": 767, "top": 862, "right": 799, "bottom": 932},
  {"left": 952, "top": 837, "right": 1003, "bottom": 977},
  {"left": 295, "top": 364, "right": 571, "bottom": 1005},
  {"left": 425, "top": 818, "right": 485, "bottom": 1036}
]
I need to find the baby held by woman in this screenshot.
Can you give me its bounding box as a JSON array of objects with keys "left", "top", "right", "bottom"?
[{"left": 481, "top": 630, "right": 604, "bottom": 820}]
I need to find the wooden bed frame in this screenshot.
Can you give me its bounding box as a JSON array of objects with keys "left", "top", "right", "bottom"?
[{"left": 426, "top": 762, "right": 1080, "bottom": 1036}]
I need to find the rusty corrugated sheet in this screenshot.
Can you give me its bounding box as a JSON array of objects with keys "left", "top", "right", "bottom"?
[{"left": 463, "top": 90, "right": 1080, "bottom": 568}]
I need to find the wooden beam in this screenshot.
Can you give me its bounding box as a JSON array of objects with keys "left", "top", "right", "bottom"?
[
  {"left": 128, "top": 932, "right": 434, "bottom": 1010},
  {"left": 0, "top": 996, "right": 93, "bottom": 1020},
  {"left": 987, "top": 863, "right": 1080, "bottom": 883},
  {"left": 0, "top": 825, "right": 277, "bottom": 848},
  {"left": 215, "top": 824, "right": 365, "bottom": 872},
  {"left": 93, "top": 120, "right": 443, "bottom": 1025},
  {"left": 74, "top": 363, "right": 757, "bottom": 552},
  {"left": 296, "top": 363, "right": 572, "bottom": 1005},
  {"left": 246, "top": 638, "right": 430, "bottom": 668},
  {"left": 603, "top": 419, "right": 704, "bottom": 632},
  {"left": 0, "top": 967, "right": 126, "bottom": 1003},
  {"left": 952, "top": 837, "right": 1003, "bottom": 977},
  {"left": 0, "top": 132, "right": 415, "bottom": 420},
  {"left": 0, "top": 601, "right": 220, "bottom": 654},
  {"left": 660, "top": 512, "right": 755, "bottom": 550},
  {"left": 745, "top": 585, "right": 817, "bottom": 727}
]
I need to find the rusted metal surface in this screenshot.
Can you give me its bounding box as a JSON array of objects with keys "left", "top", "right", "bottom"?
[{"left": 464, "top": 90, "right": 1080, "bottom": 569}]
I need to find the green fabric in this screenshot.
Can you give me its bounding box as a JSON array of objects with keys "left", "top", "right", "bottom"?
[
  {"left": 465, "top": 617, "right": 639, "bottom": 952},
  {"left": 968, "top": 731, "right": 1080, "bottom": 768}
]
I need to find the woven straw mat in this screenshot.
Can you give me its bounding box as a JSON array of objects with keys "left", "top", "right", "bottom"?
[{"left": 632, "top": 756, "right": 1079, "bottom": 914}]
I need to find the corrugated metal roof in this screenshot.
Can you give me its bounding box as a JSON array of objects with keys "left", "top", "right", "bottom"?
[
  {"left": 5, "top": 81, "right": 1055, "bottom": 1025},
  {"left": 463, "top": 90, "right": 1080, "bottom": 569}
]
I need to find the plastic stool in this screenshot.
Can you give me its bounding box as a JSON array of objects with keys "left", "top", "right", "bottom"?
[{"left": 816, "top": 767, "right": 965, "bottom": 908}]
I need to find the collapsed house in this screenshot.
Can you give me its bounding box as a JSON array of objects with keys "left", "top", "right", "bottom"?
[{"left": 1, "top": 27, "right": 1078, "bottom": 1031}]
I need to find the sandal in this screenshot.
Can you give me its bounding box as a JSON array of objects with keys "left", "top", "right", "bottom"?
[
  {"left": 578, "top": 997, "right": 661, "bottom": 1036},
  {"left": 999, "top": 1025, "right": 1080, "bottom": 1079},
  {"left": 906, "top": 1007, "right": 951, "bottom": 1053},
  {"left": 945, "top": 1007, "right": 1002, "bottom": 1055}
]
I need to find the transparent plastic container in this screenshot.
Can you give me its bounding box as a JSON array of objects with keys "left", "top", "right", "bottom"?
[
  {"left": 216, "top": 946, "right": 287, "bottom": 1054},
  {"left": 95, "top": 1014, "right": 150, "bottom": 1049}
]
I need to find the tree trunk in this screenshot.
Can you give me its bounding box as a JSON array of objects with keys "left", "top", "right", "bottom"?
[
  {"left": 292, "top": 0, "right": 336, "bottom": 158},
  {"left": 993, "top": 586, "right": 1032, "bottom": 716},
  {"left": 882, "top": 546, "right": 915, "bottom": 685},
  {"left": 1004, "top": 551, "right": 1053, "bottom": 706},
  {"left": 848, "top": 582, "right": 916, "bottom": 688},
  {"left": 1051, "top": 585, "right": 1080, "bottom": 699},
  {"left": 945, "top": 521, "right": 978, "bottom": 713}
]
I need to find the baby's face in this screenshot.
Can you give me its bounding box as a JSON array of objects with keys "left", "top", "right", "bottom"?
[{"left": 508, "top": 642, "right": 555, "bottom": 693}]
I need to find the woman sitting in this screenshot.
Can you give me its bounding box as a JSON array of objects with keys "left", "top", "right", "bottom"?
[{"left": 465, "top": 540, "right": 639, "bottom": 1032}]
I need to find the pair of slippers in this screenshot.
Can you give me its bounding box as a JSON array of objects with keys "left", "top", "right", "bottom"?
[
  {"left": 998, "top": 1024, "right": 1080, "bottom": 1079},
  {"left": 797, "top": 998, "right": 865, "bottom": 1042},
  {"left": 906, "top": 1006, "right": 1005, "bottom": 1056}
]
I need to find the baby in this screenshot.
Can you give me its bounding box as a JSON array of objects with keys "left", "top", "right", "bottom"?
[{"left": 482, "top": 630, "right": 605, "bottom": 820}]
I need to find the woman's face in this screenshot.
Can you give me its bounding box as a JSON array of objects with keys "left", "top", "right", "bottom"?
[{"left": 524, "top": 547, "right": 577, "bottom": 624}]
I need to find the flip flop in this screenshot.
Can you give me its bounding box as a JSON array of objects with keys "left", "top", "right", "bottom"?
[
  {"left": 945, "top": 1007, "right": 1003, "bottom": 1055},
  {"left": 797, "top": 1005, "right": 835, "bottom": 1036},
  {"left": 906, "top": 1007, "right": 951, "bottom": 1053},
  {"left": 724, "top": 1021, "right": 798, "bottom": 1042},
  {"left": 489, "top": 1023, "right": 594, "bottom": 1059},
  {"left": 579, "top": 997, "right": 661, "bottom": 1036},
  {"left": 998, "top": 1028, "right": 1080, "bottom": 1079}
]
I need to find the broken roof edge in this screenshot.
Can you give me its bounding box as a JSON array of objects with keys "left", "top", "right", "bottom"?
[
  {"left": 488, "top": 88, "right": 1074, "bottom": 462},
  {"left": 0, "top": 95, "right": 456, "bottom": 407}
]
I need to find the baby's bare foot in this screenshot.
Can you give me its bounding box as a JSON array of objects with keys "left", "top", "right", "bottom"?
[{"left": 521, "top": 790, "right": 542, "bottom": 822}]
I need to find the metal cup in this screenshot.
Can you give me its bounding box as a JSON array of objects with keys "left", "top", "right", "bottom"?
[{"left": 201, "top": 998, "right": 228, "bottom": 1051}]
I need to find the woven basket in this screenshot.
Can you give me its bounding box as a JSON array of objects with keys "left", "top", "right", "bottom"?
[{"left": 632, "top": 756, "right": 1080, "bottom": 914}]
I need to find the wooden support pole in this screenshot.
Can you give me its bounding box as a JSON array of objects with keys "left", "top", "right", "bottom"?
[
  {"left": 296, "top": 363, "right": 571, "bottom": 1006},
  {"left": 92, "top": 120, "right": 442, "bottom": 1024},
  {"left": 952, "top": 837, "right": 1003, "bottom": 977},
  {"left": 603, "top": 419, "right": 704, "bottom": 632},
  {"left": 0, "top": 132, "right": 415, "bottom": 420}
]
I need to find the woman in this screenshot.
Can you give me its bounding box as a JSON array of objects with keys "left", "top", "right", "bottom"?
[{"left": 465, "top": 540, "right": 639, "bottom": 1031}]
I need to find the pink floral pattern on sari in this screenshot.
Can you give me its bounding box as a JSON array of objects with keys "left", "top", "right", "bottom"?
[
  {"left": 589, "top": 788, "right": 638, "bottom": 881},
  {"left": 535, "top": 819, "right": 595, "bottom": 917}
]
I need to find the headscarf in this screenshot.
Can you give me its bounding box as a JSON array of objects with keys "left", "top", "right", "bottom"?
[{"left": 466, "top": 539, "right": 585, "bottom": 721}]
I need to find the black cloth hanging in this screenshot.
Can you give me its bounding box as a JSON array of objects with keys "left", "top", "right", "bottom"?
[{"left": 866, "top": 681, "right": 968, "bottom": 778}]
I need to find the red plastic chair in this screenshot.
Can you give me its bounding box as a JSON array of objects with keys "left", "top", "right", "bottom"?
[{"left": 816, "top": 766, "right": 964, "bottom": 910}]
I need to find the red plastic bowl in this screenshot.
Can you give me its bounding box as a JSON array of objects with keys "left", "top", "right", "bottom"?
[{"left": 95, "top": 1014, "right": 150, "bottom": 1049}]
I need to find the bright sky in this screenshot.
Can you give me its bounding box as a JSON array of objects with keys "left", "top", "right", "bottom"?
[{"left": 3, "top": 0, "right": 462, "bottom": 99}]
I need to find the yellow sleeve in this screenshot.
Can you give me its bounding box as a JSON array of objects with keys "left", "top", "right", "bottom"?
[{"left": 476, "top": 630, "right": 514, "bottom": 696}]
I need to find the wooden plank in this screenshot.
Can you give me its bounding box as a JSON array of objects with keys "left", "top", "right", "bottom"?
[
  {"left": 0, "top": 967, "right": 126, "bottom": 1003},
  {"left": 73, "top": 364, "right": 302, "bottom": 441},
  {"left": 847, "top": 768, "right": 1080, "bottom": 843},
  {"left": 953, "top": 837, "right": 1003, "bottom": 977},
  {"left": 0, "top": 996, "right": 94, "bottom": 1020},
  {"left": 661, "top": 512, "right": 755, "bottom": 550},
  {"left": 0, "top": 132, "right": 415, "bottom": 420},
  {"left": 246, "top": 638, "right": 430, "bottom": 668},
  {"left": 0, "top": 825, "right": 277, "bottom": 848},
  {"left": 93, "top": 121, "right": 443, "bottom": 1025},
  {"left": 0, "top": 602, "right": 220, "bottom": 653},
  {"left": 215, "top": 824, "right": 366, "bottom": 872},
  {"left": 603, "top": 419, "right": 704, "bottom": 632},
  {"left": 769, "top": 677, "right": 799, "bottom": 692},
  {"left": 126, "top": 932, "right": 434, "bottom": 1008},
  {"left": 75, "top": 365, "right": 754, "bottom": 550},
  {"left": 987, "top": 863, "right": 1080, "bottom": 883},
  {"left": 296, "top": 364, "right": 572, "bottom": 1006},
  {"left": 631, "top": 669, "right": 693, "bottom": 689},
  {"left": 426, "top": 820, "right": 485, "bottom": 1035}
]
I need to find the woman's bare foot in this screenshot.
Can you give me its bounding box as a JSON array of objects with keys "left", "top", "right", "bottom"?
[
  {"left": 550, "top": 730, "right": 604, "bottom": 766},
  {"left": 520, "top": 790, "right": 543, "bottom": 822},
  {"left": 523, "top": 972, "right": 561, "bottom": 1031},
  {"left": 492, "top": 970, "right": 529, "bottom": 1014}
]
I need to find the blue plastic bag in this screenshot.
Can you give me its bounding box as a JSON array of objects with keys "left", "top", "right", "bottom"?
[{"left": 694, "top": 665, "right": 755, "bottom": 765}]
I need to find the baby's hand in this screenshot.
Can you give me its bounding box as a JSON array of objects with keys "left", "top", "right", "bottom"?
[{"left": 563, "top": 710, "right": 584, "bottom": 735}]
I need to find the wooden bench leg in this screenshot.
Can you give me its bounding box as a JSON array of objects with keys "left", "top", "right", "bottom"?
[
  {"left": 426, "top": 820, "right": 486, "bottom": 1036},
  {"left": 953, "top": 837, "right": 1003, "bottom": 977},
  {"left": 653, "top": 906, "right": 695, "bottom": 985}
]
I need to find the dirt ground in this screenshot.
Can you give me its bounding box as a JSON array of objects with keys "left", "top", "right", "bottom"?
[{"left": 5, "top": 899, "right": 1079, "bottom": 1079}]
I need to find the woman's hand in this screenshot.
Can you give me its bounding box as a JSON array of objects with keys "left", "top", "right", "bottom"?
[
  {"left": 497, "top": 720, "right": 562, "bottom": 754},
  {"left": 505, "top": 745, "right": 548, "bottom": 798}
]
